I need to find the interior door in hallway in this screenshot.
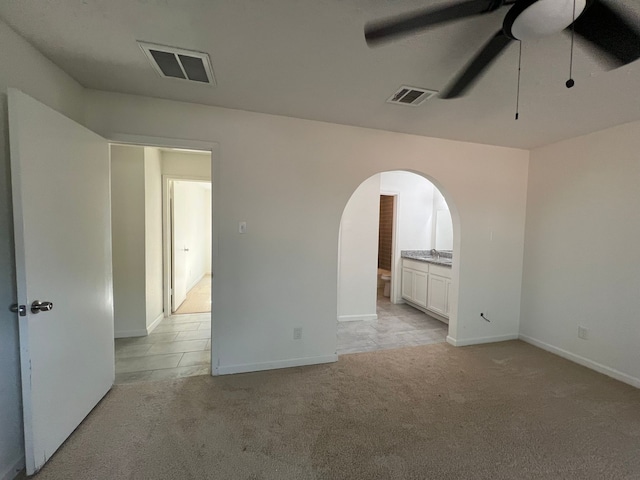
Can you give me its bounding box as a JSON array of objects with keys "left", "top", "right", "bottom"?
[{"left": 9, "top": 89, "right": 114, "bottom": 474}]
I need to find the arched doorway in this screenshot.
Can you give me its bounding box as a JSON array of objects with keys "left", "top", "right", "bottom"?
[{"left": 337, "top": 170, "right": 459, "bottom": 355}]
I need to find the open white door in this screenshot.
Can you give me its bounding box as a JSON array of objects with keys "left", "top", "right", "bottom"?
[
  {"left": 9, "top": 90, "right": 114, "bottom": 475},
  {"left": 171, "top": 181, "right": 189, "bottom": 312}
]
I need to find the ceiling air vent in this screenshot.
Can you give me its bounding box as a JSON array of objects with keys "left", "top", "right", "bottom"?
[
  {"left": 138, "top": 42, "right": 216, "bottom": 85},
  {"left": 387, "top": 86, "right": 437, "bottom": 106}
]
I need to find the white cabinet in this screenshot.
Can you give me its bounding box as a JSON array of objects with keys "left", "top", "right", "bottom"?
[
  {"left": 426, "top": 264, "right": 452, "bottom": 320},
  {"left": 427, "top": 273, "right": 448, "bottom": 316},
  {"left": 413, "top": 271, "right": 428, "bottom": 308},
  {"left": 401, "top": 267, "right": 414, "bottom": 302},
  {"left": 401, "top": 259, "right": 429, "bottom": 308},
  {"left": 401, "top": 258, "right": 452, "bottom": 321}
]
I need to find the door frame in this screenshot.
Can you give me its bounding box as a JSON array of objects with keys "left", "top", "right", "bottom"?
[
  {"left": 380, "top": 189, "right": 400, "bottom": 304},
  {"left": 163, "top": 175, "right": 211, "bottom": 316},
  {"left": 108, "top": 133, "right": 220, "bottom": 375}
]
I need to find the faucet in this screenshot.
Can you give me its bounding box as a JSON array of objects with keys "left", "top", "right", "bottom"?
[{"left": 430, "top": 249, "right": 439, "bottom": 259}]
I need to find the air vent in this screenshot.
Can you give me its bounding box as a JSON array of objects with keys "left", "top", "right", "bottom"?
[
  {"left": 138, "top": 42, "right": 216, "bottom": 85},
  {"left": 387, "top": 86, "right": 437, "bottom": 106}
]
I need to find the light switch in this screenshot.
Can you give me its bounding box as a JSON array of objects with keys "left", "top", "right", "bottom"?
[{"left": 239, "top": 221, "right": 247, "bottom": 234}]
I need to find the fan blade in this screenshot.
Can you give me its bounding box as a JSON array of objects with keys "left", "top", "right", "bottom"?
[
  {"left": 365, "top": 0, "right": 502, "bottom": 46},
  {"left": 440, "top": 30, "right": 512, "bottom": 99},
  {"left": 571, "top": 0, "right": 640, "bottom": 67}
]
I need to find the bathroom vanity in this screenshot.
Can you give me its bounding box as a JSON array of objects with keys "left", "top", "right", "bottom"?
[{"left": 401, "top": 251, "right": 452, "bottom": 324}]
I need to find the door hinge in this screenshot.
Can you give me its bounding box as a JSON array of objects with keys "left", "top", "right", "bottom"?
[{"left": 10, "top": 304, "right": 27, "bottom": 316}]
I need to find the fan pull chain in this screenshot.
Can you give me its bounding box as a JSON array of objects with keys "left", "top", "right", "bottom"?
[
  {"left": 567, "top": 0, "right": 577, "bottom": 88},
  {"left": 515, "top": 41, "right": 522, "bottom": 120}
]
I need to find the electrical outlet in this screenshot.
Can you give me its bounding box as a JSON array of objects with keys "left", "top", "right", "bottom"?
[
  {"left": 578, "top": 326, "right": 588, "bottom": 340},
  {"left": 293, "top": 327, "right": 302, "bottom": 340}
]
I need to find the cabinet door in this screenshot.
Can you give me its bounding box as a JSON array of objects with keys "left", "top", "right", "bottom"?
[
  {"left": 413, "top": 270, "right": 428, "bottom": 308},
  {"left": 427, "top": 274, "right": 448, "bottom": 316},
  {"left": 401, "top": 267, "right": 414, "bottom": 301}
]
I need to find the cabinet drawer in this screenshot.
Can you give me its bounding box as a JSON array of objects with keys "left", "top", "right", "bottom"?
[
  {"left": 429, "top": 264, "right": 451, "bottom": 278},
  {"left": 402, "top": 259, "right": 429, "bottom": 273}
]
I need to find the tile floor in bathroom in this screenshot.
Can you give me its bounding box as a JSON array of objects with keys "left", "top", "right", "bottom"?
[
  {"left": 114, "top": 313, "right": 211, "bottom": 384},
  {"left": 337, "top": 290, "right": 448, "bottom": 355}
]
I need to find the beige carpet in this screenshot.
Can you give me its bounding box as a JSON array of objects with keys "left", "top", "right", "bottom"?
[
  {"left": 174, "top": 274, "right": 211, "bottom": 315},
  {"left": 23, "top": 341, "right": 640, "bottom": 479}
]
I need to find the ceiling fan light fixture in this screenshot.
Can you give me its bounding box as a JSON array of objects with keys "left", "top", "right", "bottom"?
[
  {"left": 506, "top": 0, "right": 587, "bottom": 41},
  {"left": 366, "top": 0, "right": 640, "bottom": 98}
]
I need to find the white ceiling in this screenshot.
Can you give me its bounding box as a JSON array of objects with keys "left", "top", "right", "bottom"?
[{"left": 1, "top": 0, "right": 640, "bottom": 148}]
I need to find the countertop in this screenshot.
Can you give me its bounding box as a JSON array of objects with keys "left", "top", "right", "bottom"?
[{"left": 401, "top": 250, "right": 452, "bottom": 267}]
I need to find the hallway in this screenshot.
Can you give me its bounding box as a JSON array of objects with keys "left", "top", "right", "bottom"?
[
  {"left": 114, "top": 313, "right": 211, "bottom": 384},
  {"left": 174, "top": 274, "right": 211, "bottom": 315}
]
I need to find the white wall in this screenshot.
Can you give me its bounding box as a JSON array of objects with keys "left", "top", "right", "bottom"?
[
  {"left": 0, "top": 18, "right": 87, "bottom": 480},
  {"left": 379, "top": 171, "right": 435, "bottom": 303},
  {"left": 162, "top": 150, "right": 211, "bottom": 178},
  {"left": 380, "top": 171, "right": 435, "bottom": 251},
  {"left": 111, "top": 145, "right": 165, "bottom": 335},
  {"left": 111, "top": 145, "right": 147, "bottom": 337},
  {"left": 338, "top": 174, "right": 380, "bottom": 322},
  {"left": 520, "top": 121, "right": 640, "bottom": 387},
  {"left": 144, "top": 147, "right": 164, "bottom": 328},
  {"left": 432, "top": 188, "right": 452, "bottom": 250},
  {"left": 86, "top": 90, "right": 529, "bottom": 373}
]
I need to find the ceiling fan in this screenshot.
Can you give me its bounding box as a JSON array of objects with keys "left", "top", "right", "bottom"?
[{"left": 365, "top": 0, "right": 640, "bottom": 98}]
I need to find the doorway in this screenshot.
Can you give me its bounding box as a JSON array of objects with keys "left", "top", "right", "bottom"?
[
  {"left": 110, "top": 144, "right": 214, "bottom": 383},
  {"left": 378, "top": 194, "right": 394, "bottom": 273},
  {"left": 169, "top": 179, "right": 212, "bottom": 315},
  {"left": 337, "top": 171, "right": 454, "bottom": 355}
]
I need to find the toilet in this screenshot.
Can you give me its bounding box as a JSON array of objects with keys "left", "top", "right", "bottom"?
[{"left": 380, "top": 271, "right": 392, "bottom": 297}]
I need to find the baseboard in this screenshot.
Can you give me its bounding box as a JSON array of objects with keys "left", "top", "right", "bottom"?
[
  {"left": 446, "top": 333, "right": 519, "bottom": 347},
  {"left": 519, "top": 334, "right": 640, "bottom": 389},
  {"left": 216, "top": 354, "right": 338, "bottom": 375},
  {"left": 338, "top": 314, "right": 378, "bottom": 323},
  {"left": 1, "top": 456, "right": 25, "bottom": 480},
  {"left": 146, "top": 312, "right": 164, "bottom": 334},
  {"left": 114, "top": 328, "right": 148, "bottom": 339}
]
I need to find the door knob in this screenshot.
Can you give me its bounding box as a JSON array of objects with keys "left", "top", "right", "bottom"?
[
  {"left": 31, "top": 300, "right": 54, "bottom": 314},
  {"left": 183, "top": 248, "right": 190, "bottom": 252}
]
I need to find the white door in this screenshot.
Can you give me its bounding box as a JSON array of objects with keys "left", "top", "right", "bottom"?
[
  {"left": 9, "top": 89, "right": 114, "bottom": 475},
  {"left": 171, "top": 181, "right": 189, "bottom": 311}
]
